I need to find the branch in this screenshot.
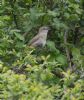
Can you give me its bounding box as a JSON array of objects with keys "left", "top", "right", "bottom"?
[{"left": 64, "top": 30, "right": 72, "bottom": 69}]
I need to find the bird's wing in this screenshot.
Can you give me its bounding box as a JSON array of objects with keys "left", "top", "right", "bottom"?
[
  {"left": 28, "top": 34, "right": 40, "bottom": 46},
  {"left": 31, "top": 39, "right": 43, "bottom": 47}
]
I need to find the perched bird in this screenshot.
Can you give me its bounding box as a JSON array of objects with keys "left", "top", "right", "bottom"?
[{"left": 28, "top": 26, "right": 50, "bottom": 47}]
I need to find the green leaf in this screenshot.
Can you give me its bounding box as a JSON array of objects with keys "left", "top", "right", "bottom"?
[
  {"left": 47, "top": 41, "right": 56, "bottom": 50},
  {"left": 47, "top": 41, "right": 59, "bottom": 53},
  {"left": 48, "top": 10, "right": 59, "bottom": 17},
  {"left": 15, "top": 42, "right": 24, "bottom": 48},
  {"left": 56, "top": 54, "right": 67, "bottom": 65},
  {"left": 72, "top": 48, "right": 80, "bottom": 58},
  {"left": 9, "top": 29, "right": 21, "bottom": 34},
  {"left": 14, "top": 33, "right": 24, "bottom": 41}
]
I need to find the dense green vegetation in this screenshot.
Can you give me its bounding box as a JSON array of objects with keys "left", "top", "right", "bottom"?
[{"left": 0, "top": 0, "right": 84, "bottom": 100}]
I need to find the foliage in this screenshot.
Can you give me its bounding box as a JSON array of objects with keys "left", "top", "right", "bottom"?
[{"left": 0, "top": 0, "right": 84, "bottom": 100}]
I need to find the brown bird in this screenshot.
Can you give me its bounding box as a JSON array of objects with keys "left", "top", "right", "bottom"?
[{"left": 28, "top": 26, "right": 50, "bottom": 47}]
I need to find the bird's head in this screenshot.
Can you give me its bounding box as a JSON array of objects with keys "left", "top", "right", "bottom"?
[{"left": 38, "top": 26, "right": 50, "bottom": 34}]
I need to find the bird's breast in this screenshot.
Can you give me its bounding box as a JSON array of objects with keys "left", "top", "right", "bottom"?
[{"left": 39, "top": 38, "right": 46, "bottom": 46}]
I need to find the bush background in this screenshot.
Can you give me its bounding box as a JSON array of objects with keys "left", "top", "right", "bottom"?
[{"left": 0, "top": 0, "right": 84, "bottom": 100}]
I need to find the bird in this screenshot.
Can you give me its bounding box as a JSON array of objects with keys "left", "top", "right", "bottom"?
[{"left": 28, "top": 26, "right": 50, "bottom": 48}]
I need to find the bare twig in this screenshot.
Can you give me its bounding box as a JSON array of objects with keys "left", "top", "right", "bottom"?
[{"left": 64, "top": 30, "right": 72, "bottom": 69}]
